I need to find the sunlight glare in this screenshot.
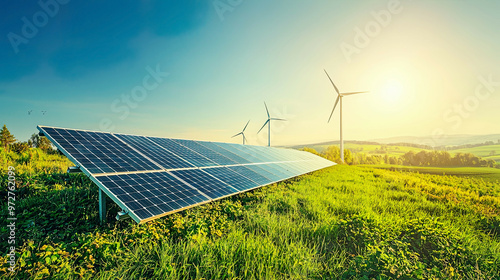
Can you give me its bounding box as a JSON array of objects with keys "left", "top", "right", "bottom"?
[{"left": 382, "top": 79, "right": 403, "bottom": 103}]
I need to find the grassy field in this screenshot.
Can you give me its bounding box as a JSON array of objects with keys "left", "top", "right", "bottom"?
[
  {"left": 449, "top": 145, "right": 500, "bottom": 164},
  {"left": 1, "top": 149, "right": 500, "bottom": 279},
  {"left": 361, "top": 164, "right": 500, "bottom": 183}
]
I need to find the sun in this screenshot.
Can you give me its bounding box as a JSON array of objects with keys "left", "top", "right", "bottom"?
[{"left": 382, "top": 79, "right": 403, "bottom": 103}]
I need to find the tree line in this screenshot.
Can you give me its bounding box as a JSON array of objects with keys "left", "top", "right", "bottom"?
[
  {"left": 401, "top": 150, "right": 497, "bottom": 168},
  {"left": 302, "top": 146, "right": 498, "bottom": 168},
  {"left": 0, "top": 124, "right": 55, "bottom": 154}
]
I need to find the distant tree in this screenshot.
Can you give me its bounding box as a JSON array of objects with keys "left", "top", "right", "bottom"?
[
  {"left": 300, "top": 147, "right": 320, "bottom": 156},
  {"left": 344, "top": 149, "right": 353, "bottom": 165},
  {"left": 30, "top": 133, "right": 53, "bottom": 151},
  {"left": 323, "top": 146, "right": 341, "bottom": 164},
  {"left": 0, "top": 125, "right": 16, "bottom": 151},
  {"left": 489, "top": 150, "right": 496, "bottom": 156},
  {"left": 403, "top": 151, "right": 416, "bottom": 165}
]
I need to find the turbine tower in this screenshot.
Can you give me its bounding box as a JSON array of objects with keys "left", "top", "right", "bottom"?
[
  {"left": 257, "top": 102, "right": 286, "bottom": 147},
  {"left": 324, "top": 69, "right": 368, "bottom": 163},
  {"left": 232, "top": 120, "right": 250, "bottom": 145}
]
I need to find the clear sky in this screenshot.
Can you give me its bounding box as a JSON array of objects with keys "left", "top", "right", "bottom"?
[{"left": 1, "top": 0, "right": 499, "bottom": 146}]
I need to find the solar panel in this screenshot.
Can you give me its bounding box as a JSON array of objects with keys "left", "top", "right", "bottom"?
[{"left": 38, "top": 125, "right": 335, "bottom": 223}]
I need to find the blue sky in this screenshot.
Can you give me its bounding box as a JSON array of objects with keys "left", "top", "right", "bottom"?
[{"left": 1, "top": 0, "right": 499, "bottom": 146}]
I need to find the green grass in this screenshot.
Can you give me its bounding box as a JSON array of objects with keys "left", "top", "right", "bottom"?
[
  {"left": 2, "top": 151, "right": 500, "bottom": 279},
  {"left": 449, "top": 145, "right": 500, "bottom": 164},
  {"left": 361, "top": 164, "right": 500, "bottom": 183}
]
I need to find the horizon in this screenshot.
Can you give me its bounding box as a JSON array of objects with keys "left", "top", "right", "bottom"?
[{"left": 1, "top": 0, "right": 499, "bottom": 146}]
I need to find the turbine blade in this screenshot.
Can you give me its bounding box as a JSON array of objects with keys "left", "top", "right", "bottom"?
[
  {"left": 328, "top": 95, "right": 340, "bottom": 123},
  {"left": 324, "top": 69, "right": 341, "bottom": 95},
  {"left": 243, "top": 120, "right": 250, "bottom": 132},
  {"left": 232, "top": 132, "right": 242, "bottom": 138},
  {"left": 257, "top": 120, "right": 269, "bottom": 134},
  {"left": 264, "top": 102, "right": 270, "bottom": 118},
  {"left": 341, "top": 91, "right": 369, "bottom": 96},
  {"left": 243, "top": 134, "right": 247, "bottom": 143},
  {"left": 271, "top": 118, "right": 286, "bottom": 121}
]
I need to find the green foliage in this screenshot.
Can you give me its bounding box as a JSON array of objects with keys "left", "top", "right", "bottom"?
[
  {"left": 11, "top": 142, "right": 30, "bottom": 154},
  {"left": 0, "top": 149, "right": 499, "bottom": 279},
  {"left": 403, "top": 150, "right": 496, "bottom": 167}
]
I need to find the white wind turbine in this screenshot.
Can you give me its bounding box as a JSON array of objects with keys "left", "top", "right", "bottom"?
[
  {"left": 324, "top": 69, "right": 368, "bottom": 163},
  {"left": 257, "top": 102, "right": 286, "bottom": 147},
  {"left": 232, "top": 120, "right": 250, "bottom": 145}
]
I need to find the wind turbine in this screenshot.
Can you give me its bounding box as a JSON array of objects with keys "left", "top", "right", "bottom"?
[
  {"left": 232, "top": 120, "right": 250, "bottom": 145},
  {"left": 257, "top": 102, "right": 286, "bottom": 147},
  {"left": 324, "top": 69, "right": 368, "bottom": 163}
]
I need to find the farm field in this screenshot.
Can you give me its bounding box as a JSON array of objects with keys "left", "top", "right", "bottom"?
[
  {"left": 361, "top": 164, "right": 500, "bottom": 183},
  {"left": 1, "top": 150, "right": 500, "bottom": 279},
  {"left": 300, "top": 143, "right": 430, "bottom": 157},
  {"left": 448, "top": 145, "right": 500, "bottom": 164}
]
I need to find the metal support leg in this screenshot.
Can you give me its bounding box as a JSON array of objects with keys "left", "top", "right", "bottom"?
[{"left": 99, "top": 188, "right": 106, "bottom": 224}]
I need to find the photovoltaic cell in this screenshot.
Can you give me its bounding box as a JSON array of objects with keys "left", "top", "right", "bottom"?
[{"left": 38, "top": 125, "right": 335, "bottom": 224}]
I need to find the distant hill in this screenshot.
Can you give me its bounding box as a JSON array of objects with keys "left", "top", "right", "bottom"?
[
  {"left": 290, "top": 134, "right": 500, "bottom": 150},
  {"left": 371, "top": 134, "right": 500, "bottom": 147}
]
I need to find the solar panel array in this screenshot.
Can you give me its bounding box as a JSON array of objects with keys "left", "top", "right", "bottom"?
[{"left": 38, "top": 126, "right": 335, "bottom": 223}]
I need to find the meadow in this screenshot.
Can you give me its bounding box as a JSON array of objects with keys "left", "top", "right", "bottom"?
[
  {"left": 299, "top": 143, "right": 429, "bottom": 157},
  {"left": 299, "top": 142, "right": 500, "bottom": 166},
  {"left": 361, "top": 165, "right": 500, "bottom": 183},
  {"left": 1, "top": 148, "right": 499, "bottom": 279},
  {"left": 448, "top": 145, "right": 500, "bottom": 164}
]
